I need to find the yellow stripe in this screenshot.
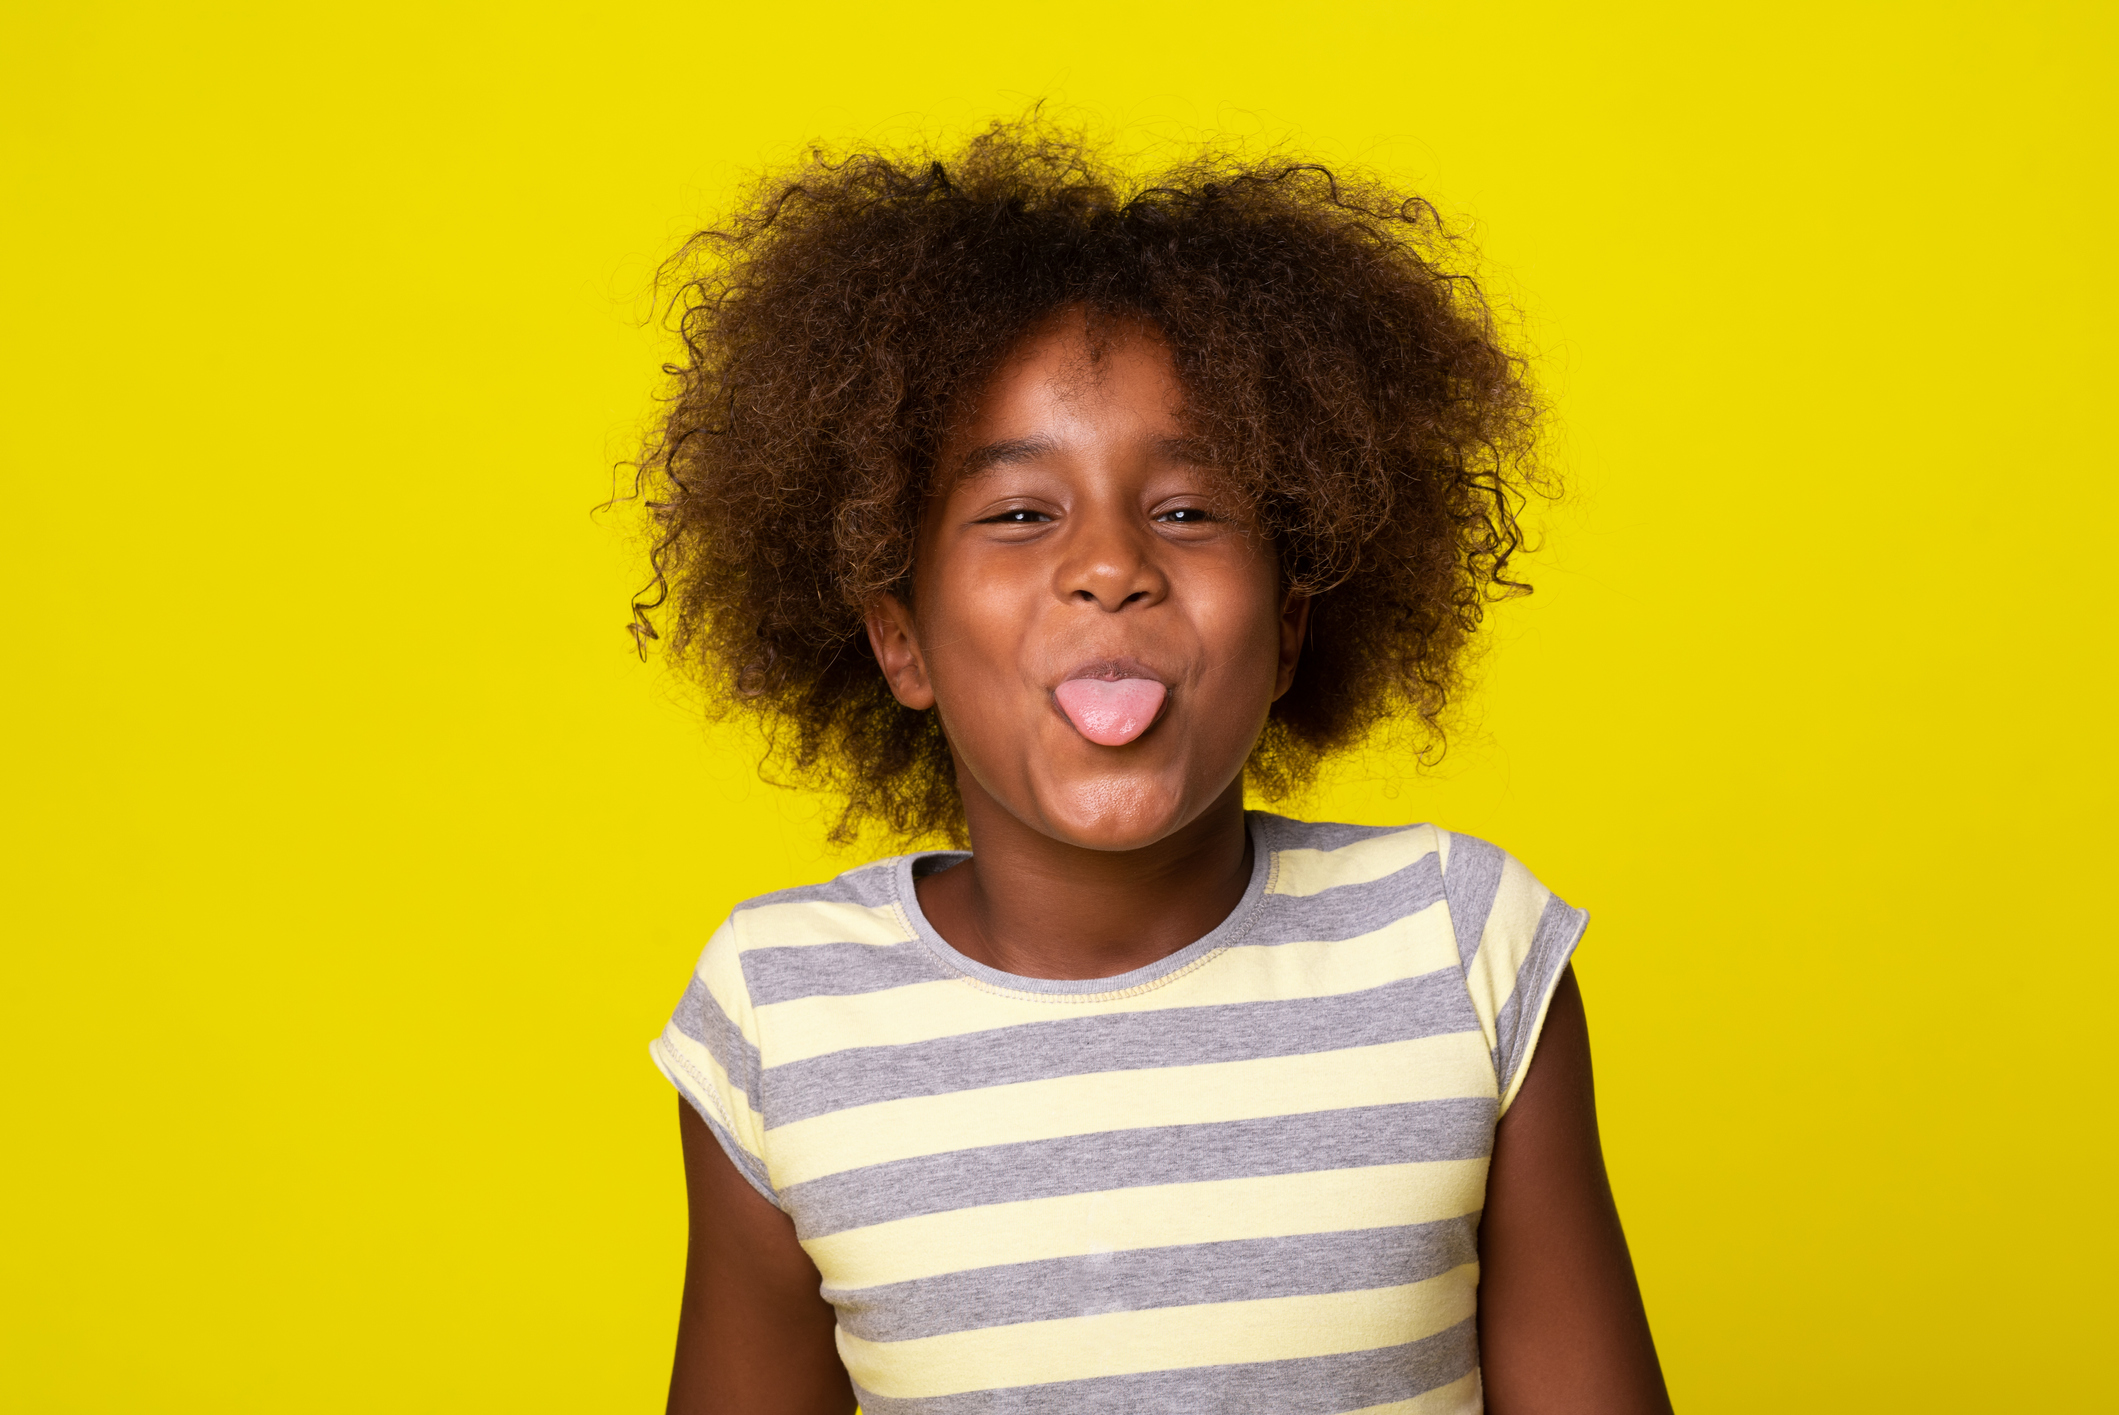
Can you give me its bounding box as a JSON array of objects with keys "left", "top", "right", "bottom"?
[
  {"left": 770, "top": 1031, "right": 1493, "bottom": 1187},
  {"left": 758, "top": 907, "right": 1458, "bottom": 1064},
  {"left": 731, "top": 898, "right": 910, "bottom": 951},
  {"left": 761, "top": 977, "right": 993, "bottom": 1063},
  {"left": 1271, "top": 825, "right": 1439, "bottom": 898},
  {"left": 1463, "top": 853, "right": 1548, "bottom": 1058},
  {"left": 804, "top": 1159, "right": 1488, "bottom": 1289},
  {"left": 839, "top": 1263, "right": 1479, "bottom": 1399},
  {"left": 1351, "top": 1371, "right": 1483, "bottom": 1414}
]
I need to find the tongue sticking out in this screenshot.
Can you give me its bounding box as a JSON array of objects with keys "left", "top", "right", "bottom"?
[{"left": 1054, "top": 678, "right": 1168, "bottom": 746}]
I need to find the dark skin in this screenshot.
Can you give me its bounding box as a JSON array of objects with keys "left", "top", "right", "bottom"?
[{"left": 669, "top": 311, "right": 1673, "bottom": 1413}]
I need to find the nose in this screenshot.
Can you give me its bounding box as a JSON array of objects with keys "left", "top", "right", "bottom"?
[{"left": 1055, "top": 500, "right": 1168, "bottom": 612}]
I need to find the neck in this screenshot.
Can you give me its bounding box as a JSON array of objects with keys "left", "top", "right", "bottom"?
[{"left": 914, "top": 775, "right": 1254, "bottom": 981}]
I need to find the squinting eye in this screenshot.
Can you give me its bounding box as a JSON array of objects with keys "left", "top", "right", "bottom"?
[
  {"left": 981, "top": 509, "right": 1052, "bottom": 524},
  {"left": 1159, "top": 507, "right": 1215, "bottom": 523}
]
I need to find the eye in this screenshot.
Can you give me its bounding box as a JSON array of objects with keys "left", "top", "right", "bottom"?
[
  {"left": 977, "top": 508, "right": 1053, "bottom": 524},
  {"left": 1157, "top": 506, "right": 1217, "bottom": 524}
]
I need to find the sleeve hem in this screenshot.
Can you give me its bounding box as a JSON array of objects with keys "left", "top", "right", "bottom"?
[
  {"left": 1495, "top": 908, "right": 1590, "bottom": 1118},
  {"left": 649, "top": 1037, "right": 785, "bottom": 1210}
]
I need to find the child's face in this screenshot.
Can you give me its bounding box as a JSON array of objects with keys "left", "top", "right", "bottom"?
[{"left": 866, "top": 311, "right": 1309, "bottom": 852}]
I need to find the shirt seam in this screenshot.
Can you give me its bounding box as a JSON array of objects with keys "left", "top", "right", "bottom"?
[
  {"left": 662, "top": 1032, "right": 758, "bottom": 1158},
  {"left": 1435, "top": 825, "right": 1503, "bottom": 1094},
  {"left": 663, "top": 1040, "right": 783, "bottom": 1208}
]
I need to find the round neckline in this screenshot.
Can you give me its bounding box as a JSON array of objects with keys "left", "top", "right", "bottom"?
[{"left": 892, "top": 811, "right": 1275, "bottom": 999}]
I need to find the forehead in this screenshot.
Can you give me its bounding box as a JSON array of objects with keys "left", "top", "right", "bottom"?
[{"left": 940, "top": 311, "right": 1190, "bottom": 473}]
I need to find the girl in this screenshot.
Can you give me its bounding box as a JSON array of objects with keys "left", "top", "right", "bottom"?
[{"left": 635, "top": 125, "right": 1670, "bottom": 1414}]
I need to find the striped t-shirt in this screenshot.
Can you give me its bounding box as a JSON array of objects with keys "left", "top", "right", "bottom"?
[{"left": 649, "top": 812, "right": 1586, "bottom": 1413}]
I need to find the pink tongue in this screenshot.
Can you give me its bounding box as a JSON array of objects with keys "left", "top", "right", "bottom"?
[{"left": 1054, "top": 678, "right": 1168, "bottom": 746}]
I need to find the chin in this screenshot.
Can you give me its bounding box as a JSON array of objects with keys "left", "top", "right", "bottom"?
[{"left": 1036, "top": 772, "right": 1196, "bottom": 852}]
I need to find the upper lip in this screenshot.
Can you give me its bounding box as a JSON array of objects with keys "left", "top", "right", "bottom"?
[{"left": 1057, "top": 655, "right": 1168, "bottom": 686}]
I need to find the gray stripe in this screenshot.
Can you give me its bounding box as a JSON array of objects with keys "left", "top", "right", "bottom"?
[
  {"left": 1254, "top": 850, "right": 1445, "bottom": 945},
  {"left": 765, "top": 971, "right": 1480, "bottom": 1128},
  {"left": 1261, "top": 815, "right": 1427, "bottom": 854},
  {"left": 738, "top": 860, "right": 903, "bottom": 912},
  {"left": 854, "top": 1314, "right": 1479, "bottom": 1415},
  {"left": 1490, "top": 895, "right": 1587, "bottom": 1097},
  {"left": 785, "top": 1097, "right": 1496, "bottom": 1240},
  {"left": 1440, "top": 832, "right": 1505, "bottom": 970},
  {"left": 741, "top": 939, "right": 949, "bottom": 1008},
  {"left": 828, "top": 1215, "right": 1480, "bottom": 1343},
  {"left": 680, "top": 1092, "right": 783, "bottom": 1209},
  {"left": 670, "top": 974, "right": 762, "bottom": 1109}
]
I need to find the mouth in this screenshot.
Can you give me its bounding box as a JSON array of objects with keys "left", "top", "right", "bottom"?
[{"left": 1053, "top": 658, "right": 1169, "bottom": 747}]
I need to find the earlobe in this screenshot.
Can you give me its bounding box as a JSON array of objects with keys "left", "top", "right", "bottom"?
[{"left": 863, "top": 594, "right": 937, "bottom": 711}]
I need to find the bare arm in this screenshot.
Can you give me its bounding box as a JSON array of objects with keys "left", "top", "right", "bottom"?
[
  {"left": 1477, "top": 966, "right": 1673, "bottom": 1414},
  {"left": 668, "top": 1099, "right": 855, "bottom": 1415}
]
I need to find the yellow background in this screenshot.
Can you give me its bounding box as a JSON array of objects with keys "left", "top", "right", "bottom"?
[{"left": 5, "top": 2, "right": 2112, "bottom": 1409}]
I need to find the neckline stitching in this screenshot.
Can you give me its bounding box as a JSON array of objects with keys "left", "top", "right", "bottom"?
[{"left": 891, "top": 815, "right": 1275, "bottom": 1005}]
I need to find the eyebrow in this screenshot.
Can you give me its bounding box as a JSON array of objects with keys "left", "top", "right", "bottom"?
[
  {"left": 953, "top": 434, "right": 1212, "bottom": 480},
  {"left": 954, "top": 436, "right": 1059, "bottom": 480}
]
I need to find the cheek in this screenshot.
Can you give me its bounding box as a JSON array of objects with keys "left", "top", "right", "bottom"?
[
  {"left": 1196, "top": 562, "right": 1288, "bottom": 691},
  {"left": 916, "top": 569, "right": 1038, "bottom": 705}
]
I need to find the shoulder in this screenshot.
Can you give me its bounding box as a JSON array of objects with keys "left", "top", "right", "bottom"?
[
  {"left": 1256, "top": 812, "right": 1446, "bottom": 897},
  {"left": 1421, "top": 827, "right": 1585, "bottom": 973},
  {"left": 1259, "top": 815, "right": 1588, "bottom": 1109},
  {"left": 729, "top": 853, "right": 908, "bottom": 915},
  {"left": 685, "top": 856, "right": 909, "bottom": 991},
  {"left": 718, "top": 856, "right": 909, "bottom": 947},
  {"left": 1248, "top": 814, "right": 1450, "bottom": 950},
  {"left": 1255, "top": 813, "right": 1582, "bottom": 955},
  {"left": 697, "top": 853, "right": 953, "bottom": 1014}
]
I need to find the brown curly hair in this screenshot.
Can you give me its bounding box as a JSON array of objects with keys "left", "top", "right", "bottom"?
[{"left": 630, "top": 122, "right": 1544, "bottom": 844}]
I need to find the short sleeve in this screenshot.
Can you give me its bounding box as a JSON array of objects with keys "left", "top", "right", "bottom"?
[
  {"left": 1439, "top": 830, "right": 1590, "bottom": 1115},
  {"left": 648, "top": 918, "right": 779, "bottom": 1207}
]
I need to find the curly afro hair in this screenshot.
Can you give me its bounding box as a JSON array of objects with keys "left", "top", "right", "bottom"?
[{"left": 630, "top": 122, "right": 1544, "bottom": 844}]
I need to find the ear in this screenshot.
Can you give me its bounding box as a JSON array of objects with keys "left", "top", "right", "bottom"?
[
  {"left": 864, "top": 592, "right": 936, "bottom": 710},
  {"left": 1272, "top": 589, "right": 1311, "bottom": 702}
]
